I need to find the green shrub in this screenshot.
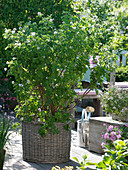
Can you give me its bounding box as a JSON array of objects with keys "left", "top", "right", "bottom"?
[
  {"left": 0, "top": 0, "right": 77, "bottom": 109},
  {"left": 116, "top": 66, "right": 128, "bottom": 82},
  {"left": 0, "top": 0, "right": 76, "bottom": 77}
]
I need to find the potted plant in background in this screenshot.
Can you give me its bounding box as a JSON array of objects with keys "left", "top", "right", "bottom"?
[
  {"left": 0, "top": 106, "right": 19, "bottom": 170},
  {"left": 3, "top": 0, "right": 123, "bottom": 163},
  {"left": 101, "top": 85, "right": 128, "bottom": 122}
]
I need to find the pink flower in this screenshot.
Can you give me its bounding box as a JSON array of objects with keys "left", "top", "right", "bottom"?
[
  {"left": 5, "top": 97, "right": 12, "bottom": 101},
  {"left": 4, "top": 112, "right": 7, "bottom": 116},
  {"left": 13, "top": 97, "right": 17, "bottom": 101},
  {"left": 101, "top": 142, "right": 106, "bottom": 148},
  {"left": 54, "top": 31, "right": 57, "bottom": 34},
  {"left": 103, "top": 133, "right": 109, "bottom": 139},
  {"left": 6, "top": 92, "right": 9, "bottom": 96},
  {"left": 107, "top": 125, "right": 113, "bottom": 132},
  {"left": 101, "top": 134, "right": 104, "bottom": 139},
  {"left": 110, "top": 135, "right": 116, "bottom": 141},
  {"left": 118, "top": 130, "right": 121, "bottom": 134},
  {"left": 117, "top": 134, "right": 121, "bottom": 139},
  {"left": 111, "top": 131, "right": 116, "bottom": 136},
  {"left": 103, "top": 123, "right": 107, "bottom": 126},
  {"left": 4, "top": 79, "right": 8, "bottom": 82},
  {"left": 125, "top": 124, "right": 128, "bottom": 127}
]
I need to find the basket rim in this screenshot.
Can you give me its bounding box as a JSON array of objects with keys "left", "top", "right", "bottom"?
[{"left": 22, "top": 120, "right": 71, "bottom": 125}]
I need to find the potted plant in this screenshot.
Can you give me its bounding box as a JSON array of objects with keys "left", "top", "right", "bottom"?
[
  {"left": 3, "top": 1, "right": 122, "bottom": 163},
  {"left": 101, "top": 85, "right": 128, "bottom": 122},
  {"left": 0, "top": 106, "right": 19, "bottom": 170}
]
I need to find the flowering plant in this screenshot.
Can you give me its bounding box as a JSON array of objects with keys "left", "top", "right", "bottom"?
[
  {"left": 0, "top": 78, "right": 17, "bottom": 110},
  {"left": 101, "top": 124, "right": 122, "bottom": 149},
  {"left": 100, "top": 85, "right": 128, "bottom": 119},
  {"left": 101, "top": 123, "right": 128, "bottom": 149}
]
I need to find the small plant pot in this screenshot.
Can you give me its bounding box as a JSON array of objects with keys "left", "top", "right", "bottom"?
[{"left": 0, "top": 149, "right": 6, "bottom": 170}]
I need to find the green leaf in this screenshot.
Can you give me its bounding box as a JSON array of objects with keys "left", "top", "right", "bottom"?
[
  {"left": 82, "top": 155, "right": 88, "bottom": 161},
  {"left": 73, "top": 157, "right": 79, "bottom": 163}
]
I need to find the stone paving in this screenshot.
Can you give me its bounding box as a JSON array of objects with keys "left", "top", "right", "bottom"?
[{"left": 3, "top": 130, "right": 103, "bottom": 170}]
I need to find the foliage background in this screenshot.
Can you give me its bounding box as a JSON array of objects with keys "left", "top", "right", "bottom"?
[{"left": 116, "top": 65, "right": 128, "bottom": 82}]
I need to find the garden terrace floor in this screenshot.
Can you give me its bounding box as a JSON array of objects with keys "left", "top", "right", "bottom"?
[{"left": 3, "top": 129, "right": 102, "bottom": 170}]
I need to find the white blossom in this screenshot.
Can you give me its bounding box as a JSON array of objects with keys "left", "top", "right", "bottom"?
[
  {"left": 5, "top": 28, "right": 9, "bottom": 33},
  {"left": 4, "top": 68, "right": 7, "bottom": 71},
  {"left": 37, "top": 47, "right": 40, "bottom": 50},
  {"left": 72, "top": 27, "right": 76, "bottom": 29},
  {"left": 12, "top": 81, "right": 14, "bottom": 84},
  {"left": 31, "top": 32, "right": 36, "bottom": 36},
  {"left": 54, "top": 31, "right": 57, "bottom": 34},
  {"left": 37, "top": 12, "right": 42, "bottom": 15},
  {"left": 19, "top": 84, "right": 23, "bottom": 87},
  {"left": 110, "top": 26, "right": 114, "bottom": 29},
  {"left": 87, "top": 9, "right": 91, "bottom": 13},
  {"left": 6, "top": 61, "right": 9, "bottom": 64},
  {"left": 12, "top": 30, "right": 15, "bottom": 34},
  {"left": 15, "top": 42, "right": 21, "bottom": 46},
  {"left": 50, "top": 19, "right": 54, "bottom": 22},
  {"left": 38, "top": 108, "right": 41, "bottom": 112}
]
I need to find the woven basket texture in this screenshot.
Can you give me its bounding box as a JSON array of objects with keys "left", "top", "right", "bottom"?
[{"left": 22, "top": 121, "right": 71, "bottom": 163}]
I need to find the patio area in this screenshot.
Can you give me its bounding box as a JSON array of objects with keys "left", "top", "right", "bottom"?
[{"left": 3, "top": 129, "right": 103, "bottom": 170}]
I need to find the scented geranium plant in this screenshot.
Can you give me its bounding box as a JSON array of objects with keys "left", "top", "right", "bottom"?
[
  {"left": 4, "top": 10, "right": 120, "bottom": 136},
  {"left": 101, "top": 124, "right": 122, "bottom": 149},
  {"left": 101, "top": 123, "right": 128, "bottom": 149}
]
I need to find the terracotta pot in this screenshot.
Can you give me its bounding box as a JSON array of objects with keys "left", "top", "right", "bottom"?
[{"left": 0, "top": 149, "right": 6, "bottom": 170}]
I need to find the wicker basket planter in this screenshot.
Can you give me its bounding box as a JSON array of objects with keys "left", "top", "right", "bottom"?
[{"left": 22, "top": 121, "right": 71, "bottom": 163}]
